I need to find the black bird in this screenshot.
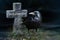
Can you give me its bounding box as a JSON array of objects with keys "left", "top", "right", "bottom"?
[{"left": 23, "top": 11, "right": 42, "bottom": 30}]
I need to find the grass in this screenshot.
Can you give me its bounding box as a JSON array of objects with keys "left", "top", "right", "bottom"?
[{"left": 8, "top": 28, "right": 60, "bottom": 40}]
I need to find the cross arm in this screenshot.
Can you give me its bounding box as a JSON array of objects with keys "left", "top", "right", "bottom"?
[
  {"left": 21, "top": 10, "right": 28, "bottom": 17},
  {"left": 6, "top": 10, "right": 15, "bottom": 18}
]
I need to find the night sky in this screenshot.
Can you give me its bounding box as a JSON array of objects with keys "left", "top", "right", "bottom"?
[{"left": 0, "top": 0, "right": 60, "bottom": 31}]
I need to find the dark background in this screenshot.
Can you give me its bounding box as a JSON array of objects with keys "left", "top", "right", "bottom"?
[{"left": 0, "top": 0, "right": 60, "bottom": 31}]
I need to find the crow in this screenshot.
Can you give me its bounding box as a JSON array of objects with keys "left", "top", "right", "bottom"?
[{"left": 23, "top": 11, "right": 42, "bottom": 30}]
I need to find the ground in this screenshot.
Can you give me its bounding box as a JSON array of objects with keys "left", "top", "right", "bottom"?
[
  {"left": 0, "top": 28, "right": 60, "bottom": 40},
  {"left": 8, "top": 28, "right": 60, "bottom": 40}
]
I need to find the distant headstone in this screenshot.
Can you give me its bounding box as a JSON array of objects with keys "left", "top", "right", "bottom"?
[{"left": 6, "top": 2, "right": 28, "bottom": 34}]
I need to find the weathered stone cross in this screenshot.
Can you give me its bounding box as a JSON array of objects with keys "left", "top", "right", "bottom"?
[{"left": 6, "top": 3, "right": 28, "bottom": 34}]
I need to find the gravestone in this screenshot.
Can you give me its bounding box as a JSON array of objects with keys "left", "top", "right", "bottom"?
[{"left": 6, "top": 2, "right": 28, "bottom": 34}]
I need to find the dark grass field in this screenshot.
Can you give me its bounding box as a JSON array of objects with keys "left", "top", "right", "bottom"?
[
  {"left": 9, "top": 27, "right": 60, "bottom": 40},
  {"left": 37, "top": 28, "right": 60, "bottom": 40},
  {"left": 0, "top": 27, "right": 60, "bottom": 40}
]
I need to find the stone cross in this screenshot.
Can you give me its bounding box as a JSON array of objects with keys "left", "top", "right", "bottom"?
[{"left": 6, "top": 3, "right": 28, "bottom": 34}]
